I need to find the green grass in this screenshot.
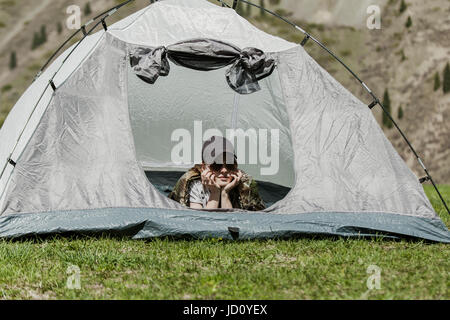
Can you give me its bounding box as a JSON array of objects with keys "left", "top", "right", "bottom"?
[{"left": 0, "top": 185, "right": 449, "bottom": 300}]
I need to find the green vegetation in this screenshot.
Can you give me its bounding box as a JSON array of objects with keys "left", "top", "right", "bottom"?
[
  {"left": 31, "top": 32, "right": 40, "bottom": 50},
  {"left": 398, "top": 105, "right": 404, "bottom": 119},
  {"left": 340, "top": 49, "right": 352, "bottom": 57},
  {"left": 0, "top": 185, "right": 448, "bottom": 300},
  {"left": 443, "top": 63, "right": 450, "bottom": 94},
  {"left": 1, "top": 84, "right": 12, "bottom": 93},
  {"left": 399, "top": 0, "right": 407, "bottom": 14},
  {"left": 382, "top": 89, "right": 393, "bottom": 129},
  {"left": 31, "top": 25, "right": 47, "bottom": 50},
  {"left": 84, "top": 2, "right": 92, "bottom": 16},
  {"left": 236, "top": 0, "right": 246, "bottom": 17},
  {"left": 57, "top": 21, "right": 63, "bottom": 35},
  {"left": 40, "top": 25, "right": 47, "bottom": 43},
  {"left": 434, "top": 72, "right": 441, "bottom": 91},
  {"left": 396, "top": 49, "right": 407, "bottom": 62},
  {"left": 246, "top": 2, "right": 252, "bottom": 16},
  {"left": 274, "top": 8, "right": 292, "bottom": 18},
  {"left": 405, "top": 16, "right": 412, "bottom": 28},
  {"left": 259, "top": 0, "right": 265, "bottom": 17},
  {"left": 9, "top": 51, "right": 16, "bottom": 70}
]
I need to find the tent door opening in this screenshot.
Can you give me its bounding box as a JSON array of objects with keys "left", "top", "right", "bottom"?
[{"left": 126, "top": 55, "right": 296, "bottom": 207}]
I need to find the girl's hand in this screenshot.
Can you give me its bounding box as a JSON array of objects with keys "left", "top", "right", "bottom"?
[
  {"left": 201, "top": 167, "right": 221, "bottom": 194},
  {"left": 223, "top": 170, "right": 243, "bottom": 194}
]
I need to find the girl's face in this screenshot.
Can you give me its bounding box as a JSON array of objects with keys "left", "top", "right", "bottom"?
[
  {"left": 205, "top": 162, "right": 238, "bottom": 187},
  {"left": 213, "top": 165, "right": 234, "bottom": 187}
]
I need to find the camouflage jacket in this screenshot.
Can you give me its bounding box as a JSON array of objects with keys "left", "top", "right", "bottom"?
[{"left": 168, "top": 166, "right": 266, "bottom": 211}]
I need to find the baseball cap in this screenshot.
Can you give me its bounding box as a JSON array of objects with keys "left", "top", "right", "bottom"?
[{"left": 202, "top": 136, "right": 237, "bottom": 165}]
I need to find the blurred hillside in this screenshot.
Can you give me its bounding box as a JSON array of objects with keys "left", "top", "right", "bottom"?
[{"left": 0, "top": 0, "right": 449, "bottom": 183}]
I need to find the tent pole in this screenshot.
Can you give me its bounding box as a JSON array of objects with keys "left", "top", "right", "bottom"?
[
  {"left": 217, "top": 0, "right": 231, "bottom": 8},
  {"left": 228, "top": 0, "right": 450, "bottom": 215}
]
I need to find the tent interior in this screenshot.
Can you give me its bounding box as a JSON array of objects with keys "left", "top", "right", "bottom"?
[{"left": 127, "top": 62, "right": 295, "bottom": 208}]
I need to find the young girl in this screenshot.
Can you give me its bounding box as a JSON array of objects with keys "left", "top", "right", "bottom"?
[{"left": 168, "top": 136, "right": 266, "bottom": 211}]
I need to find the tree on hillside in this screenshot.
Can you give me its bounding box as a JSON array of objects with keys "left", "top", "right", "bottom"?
[
  {"left": 260, "top": 0, "right": 266, "bottom": 17},
  {"left": 433, "top": 72, "right": 440, "bottom": 91},
  {"left": 84, "top": 2, "right": 92, "bottom": 16},
  {"left": 398, "top": 105, "right": 404, "bottom": 120},
  {"left": 9, "top": 51, "right": 17, "bottom": 70},
  {"left": 31, "top": 25, "right": 47, "bottom": 50},
  {"left": 246, "top": 2, "right": 252, "bottom": 16},
  {"left": 40, "top": 25, "right": 47, "bottom": 43},
  {"left": 31, "top": 32, "right": 40, "bottom": 50},
  {"left": 57, "top": 21, "right": 63, "bottom": 34},
  {"left": 405, "top": 16, "right": 412, "bottom": 28},
  {"left": 236, "top": 0, "right": 246, "bottom": 16},
  {"left": 443, "top": 63, "right": 450, "bottom": 94},
  {"left": 399, "top": 0, "right": 407, "bottom": 14},
  {"left": 382, "top": 89, "right": 393, "bottom": 129}
]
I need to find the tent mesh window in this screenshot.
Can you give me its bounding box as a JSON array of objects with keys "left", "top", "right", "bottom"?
[{"left": 127, "top": 57, "right": 296, "bottom": 208}]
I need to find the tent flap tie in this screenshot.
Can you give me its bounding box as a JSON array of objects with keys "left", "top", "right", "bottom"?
[{"left": 129, "top": 38, "right": 276, "bottom": 94}]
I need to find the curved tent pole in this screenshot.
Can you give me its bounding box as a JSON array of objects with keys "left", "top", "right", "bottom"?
[
  {"left": 218, "top": 0, "right": 231, "bottom": 8},
  {"left": 0, "top": 0, "right": 138, "bottom": 199},
  {"left": 224, "top": 0, "right": 450, "bottom": 215}
]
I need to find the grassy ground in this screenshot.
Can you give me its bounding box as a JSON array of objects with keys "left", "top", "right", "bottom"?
[{"left": 0, "top": 185, "right": 448, "bottom": 300}]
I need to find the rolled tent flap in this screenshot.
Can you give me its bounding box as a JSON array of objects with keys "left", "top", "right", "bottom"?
[
  {"left": 129, "top": 38, "right": 276, "bottom": 94},
  {"left": 129, "top": 46, "right": 170, "bottom": 84}
]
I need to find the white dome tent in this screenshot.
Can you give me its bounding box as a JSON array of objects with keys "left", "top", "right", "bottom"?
[{"left": 0, "top": 0, "right": 448, "bottom": 242}]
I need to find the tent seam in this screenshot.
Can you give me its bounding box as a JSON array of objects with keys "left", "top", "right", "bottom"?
[
  {"left": 263, "top": 48, "right": 301, "bottom": 212},
  {"left": 1, "top": 206, "right": 445, "bottom": 220}
]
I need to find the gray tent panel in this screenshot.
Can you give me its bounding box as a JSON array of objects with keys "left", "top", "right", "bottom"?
[{"left": 0, "top": 208, "right": 448, "bottom": 242}]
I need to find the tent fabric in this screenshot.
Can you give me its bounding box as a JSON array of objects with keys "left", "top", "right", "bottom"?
[
  {"left": 0, "top": 208, "right": 449, "bottom": 243},
  {"left": 267, "top": 46, "right": 437, "bottom": 218},
  {"left": 1, "top": 35, "right": 183, "bottom": 214},
  {"left": 0, "top": 0, "right": 448, "bottom": 241},
  {"left": 108, "top": 0, "right": 298, "bottom": 52},
  {"left": 0, "top": 32, "right": 105, "bottom": 209},
  {"left": 129, "top": 38, "right": 276, "bottom": 94}
]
